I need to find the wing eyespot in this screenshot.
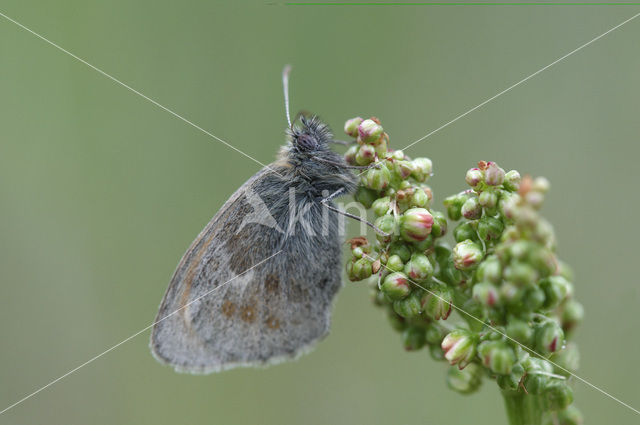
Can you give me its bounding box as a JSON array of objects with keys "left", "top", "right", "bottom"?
[{"left": 221, "top": 301, "right": 236, "bottom": 318}]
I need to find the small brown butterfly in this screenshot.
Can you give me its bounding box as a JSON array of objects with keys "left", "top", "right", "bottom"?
[{"left": 150, "top": 67, "right": 382, "bottom": 373}]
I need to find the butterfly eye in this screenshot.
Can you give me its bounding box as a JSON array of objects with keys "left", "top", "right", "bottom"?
[{"left": 297, "top": 134, "right": 318, "bottom": 151}]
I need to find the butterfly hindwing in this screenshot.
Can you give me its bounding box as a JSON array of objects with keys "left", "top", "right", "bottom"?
[{"left": 150, "top": 167, "right": 343, "bottom": 374}]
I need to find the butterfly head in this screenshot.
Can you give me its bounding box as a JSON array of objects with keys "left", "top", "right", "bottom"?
[{"left": 287, "top": 115, "right": 332, "bottom": 153}]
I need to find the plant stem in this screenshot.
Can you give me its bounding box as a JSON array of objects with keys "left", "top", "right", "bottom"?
[{"left": 502, "top": 390, "right": 545, "bottom": 425}]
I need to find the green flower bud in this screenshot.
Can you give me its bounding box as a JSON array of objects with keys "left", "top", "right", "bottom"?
[
  {"left": 509, "top": 240, "right": 533, "bottom": 260},
  {"left": 506, "top": 319, "right": 534, "bottom": 345},
  {"left": 454, "top": 222, "right": 478, "bottom": 243},
  {"left": 374, "top": 214, "right": 397, "bottom": 243},
  {"left": 372, "top": 196, "right": 391, "bottom": 216},
  {"left": 390, "top": 149, "right": 405, "bottom": 160},
  {"left": 543, "top": 406, "right": 583, "bottom": 425},
  {"left": 504, "top": 262, "right": 537, "bottom": 287},
  {"left": 444, "top": 193, "right": 470, "bottom": 221},
  {"left": 477, "top": 216, "right": 504, "bottom": 241},
  {"left": 393, "top": 290, "right": 422, "bottom": 318},
  {"left": 400, "top": 208, "right": 433, "bottom": 242},
  {"left": 533, "top": 176, "right": 550, "bottom": 193},
  {"left": 351, "top": 257, "right": 373, "bottom": 281},
  {"left": 425, "top": 324, "right": 444, "bottom": 345},
  {"left": 421, "top": 286, "right": 453, "bottom": 320},
  {"left": 404, "top": 253, "right": 434, "bottom": 282},
  {"left": 543, "top": 381, "right": 573, "bottom": 411},
  {"left": 381, "top": 272, "right": 411, "bottom": 300},
  {"left": 403, "top": 326, "right": 426, "bottom": 351},
  {"left": 430, "top": 211, "right": 448, "bottom": 238},
  {"left": 551, "top": 342, "right": 580, "bottom": 376},
  {"left": 478, "top": 190, "right": 498, "bottom": 209},
  {"left": 465, "top": 168, "right": 484, "bottom": 187},
  {"left": 441, "top": 260, "right": 464, "bottom": 286},
  {"left": 429, "top": 344, "right": 445, "bottom": 361},
  {"left": 500, "top": 281, "right": 523, "bottom": 305},
  {"left": 397, "top": 181, "right": 413, "bottom": 192},
  {"left": 441, "top": 329, "right": 477, "bottom": 369},
  {"left": 394, "top": 160, "right": 414, "bottom": 179},
  {"left": 485, "top": 162, "right": 505, "bottom": 186},
  {"left": 447, "top": 363, "right": 483, "bottom": 394},
  {"left": 345, "top": 258, "right": 356, "bottom": 281},
  {"left": 528, "top": 247, "right": 556, "bottom": 278},
  {"left": 363, "top": 165, "right": 391, "bottom": 191},
  {"left": 344, "top": 145, "right": 358, "bottom": 165},
  {"left": 497, "top": 363, "right": 526, "bottom": 391},
  {"left": 386, "top": 254, "right": 405, "bottom": 272},
  {"left": 537, "top": 219, "right": 557, "bottom": 246},
  {"left": 539, "top": 276, "right": 571, "bottom": 310},
  {"left": 523, "top": 357, "right": 554, "bottom": 395},
  {"left": 472, "top": 281, "right": 500, "bottom": 307},
  {"left": 414, "top": 235, "right": 436, "bottom": 254},
  {"left": 374, "top": 138, "right": 388, "bottom": 157},
  {"left": 535, "top": 321, "right": 565, "bottom": 354},
  {"left": 476, "top": 255, "right": 502, "bottom": 284},
  {"left": 562, "top": 299, "right": 584, "bottom": 333},
  {"left": 522, "top": 285, "right": 546, "bottom": 311},
  {"left": 557, "top": 260, "right": 574, "bottom": 281},
  {"left": 434, "top": 243, "right": 452, "bottom": 266},
  {"left": 499, "top": 192, "right": 520, "bottom": 219},
  {"left": 371, "top": 288, "right": 387, "bottom": 306},
  {"left": 461, "top": 300, "right": 487, "bottom": 329},
  {"left": 386, "top": 308, "right": 407, "bottom": 332},
  {"left": 344, "top": 117, "right": 363, "bottom": 137},
  {"left": 358, "top": 119, "right": 384, "bottom": 143},
  {"left": 453, "top": 240, "right": 484, "bottom": 271},
  {"left": 411, "top": 157, "right": 433, "bottom": 182},
  {"left": 355, "top": 144, "right": 376, "bottom": 165},
  {"left": 499, "top": 226, "right": 520, "bottom": 245},
  {"left": 503, "top": 170, "right": 521, "bottom": 192},
  {"left": 388, "top": 241, "right": 412, "bottom": 263},
  {"left": 352, "top": 245, "right": 366, "bottom": 259},
  {"left": 461, "top": 197, "right": 482, "bottom": 220},
  {"left": 525, "top": 190, "right": 545, "bottom": 209},
  {"left": 354, "top": 186, "right": 378, "bottom": 209},
  {"left": 410, "top": 187, "right": 430, "bottom": 208},
  {"left": 478, "top": 341, "right": 516, "bottom": 375}
]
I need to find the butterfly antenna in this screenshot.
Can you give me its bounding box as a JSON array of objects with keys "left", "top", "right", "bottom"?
[{"left": 282, "top": 65, "right": 292, "bottom": 129}]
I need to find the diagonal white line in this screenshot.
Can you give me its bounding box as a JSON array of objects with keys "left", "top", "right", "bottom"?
[
  {"left": 0, "top": 11, "right": 280, "bottom": 175},
  {"left": 368, "top": 255, "right": 640, "bottom": 416},
  {"left": 0, "top": 250, "right": 283, "bottom": 416},
  {"left": 399, "top": 11, "right": 640, "bottom": 152}
]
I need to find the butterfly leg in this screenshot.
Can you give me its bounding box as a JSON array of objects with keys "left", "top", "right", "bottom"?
[
  {"left": 328, "top": 139, "right": 357, "bottom": 146},
  {"left": 316, "top": 158, "right": 382, "bottom": 170},
  {"left": 320, "top": 190, "right": 391, "bottom": 237}
]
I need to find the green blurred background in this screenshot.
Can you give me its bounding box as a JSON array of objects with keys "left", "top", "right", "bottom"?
[{"left": 1, "top": 1, "right": 639, "bottom": 424}]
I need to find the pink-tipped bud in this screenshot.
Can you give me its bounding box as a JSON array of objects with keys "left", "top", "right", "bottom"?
[
  {"left": 453, "top": 240, "right": 484, "bottom": 270},
  {"left": 400, "top": 208, "right": 433, "bottom": 242},
  {"left": 442, "top": 330, "right": 477, "bottom": 369},
  {"left": 344, "top": 117, "right": 363, "bottom": 138},
  {"left": 465, "top": 168, "right": 484, "bottom": 187},
  {"left": 358, "top": 119, "right": 384, "bottom": 144},
  {"left": 484, "top": 162, "right": 505, "bottom": 186},
  {"left": 355, "top": 144, "right": 376, "bottom": 165}
]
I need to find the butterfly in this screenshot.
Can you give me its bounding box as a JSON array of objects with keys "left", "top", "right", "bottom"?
[{"left": 150, "top": 67, "right": 382, "bottom": 373}]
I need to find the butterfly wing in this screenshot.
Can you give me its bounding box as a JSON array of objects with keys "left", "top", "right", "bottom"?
[{"left": 150, "top": 167, "right": 344, "bottom": 374}]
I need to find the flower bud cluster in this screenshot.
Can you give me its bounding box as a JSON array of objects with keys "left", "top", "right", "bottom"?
[
  {"left": 442, "top": 161, "right": 582, "bottom": 418},
  {"left": 343, "top": 117, "right": 451, "bottom": 362},
  {"left": 343, "top": 120, "right": 584, "bottom": 422}
]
